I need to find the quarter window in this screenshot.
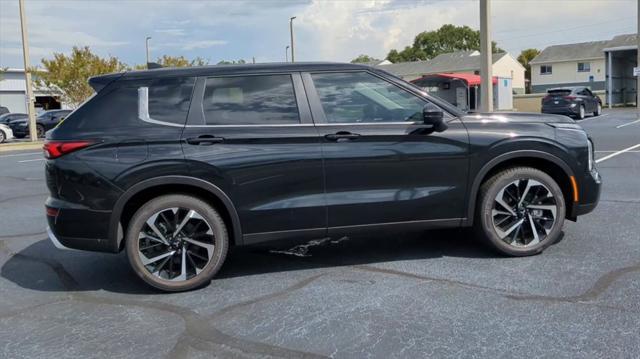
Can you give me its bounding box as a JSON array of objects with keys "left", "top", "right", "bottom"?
[
  {"left": 203, "top": 75, "right": 300, "bottom": 125},
  {"left": 577, "top": 62, "right": 590, "bottom": 72},
  {"left": 311, "top": 72, "right": 428, "bottom": 124},
  {"left": 540, "top": 65, "right": 552, "bottom": 75}
]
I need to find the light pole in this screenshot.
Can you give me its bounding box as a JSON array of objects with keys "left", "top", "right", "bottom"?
[
  {"left": 145, "top": 36, "right": 152, "bottom": 65},
  {"left": 18, "top": 0, "right": 37, "bottom": 142},
  {"left": 479, "top": 0, "right": 493, "bottom": 112},
  {"left": 289, "top": 16, "right": 296, "bottom": 63},
  {"left": 285, "top": 45, "right": 290, "bottom": 62}
]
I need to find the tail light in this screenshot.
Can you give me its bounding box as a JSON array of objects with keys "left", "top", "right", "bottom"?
[{"left": 43, "top": 140, "right": 94, "bottom": 159}]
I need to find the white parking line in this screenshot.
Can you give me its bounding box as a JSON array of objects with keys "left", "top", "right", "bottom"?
[
  {"left": 595, "top": 143, "right": 640, "bottom": 163},
  {"left": 0, "top": 152, "right": 41, "bottom": 158},
  {"left": 616, "top": 118, "right": 640, "bottom": 129},
  {"left": 17, "top": 158, "right": 45, "bottom": 163}
]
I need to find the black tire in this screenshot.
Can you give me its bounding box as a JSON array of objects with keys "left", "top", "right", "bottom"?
[
  {"left": 0, "top": 130, "right": 5, "bottom": 143},
  {"left": 36, "top": 124, "right": 45, "bottom": 138},
  {"left": 577, "top": 105, "right": 585, "bottom": 120},
  {"left": 473, "top": 167, "right": 566, "bottom": 256},
  {"left": 594, "top": 103, "right": 602, "bottom": 116},
  {"left": 15, "top": 133, "right": 26, "bottom": 139},
  {"left": 125, "top": 194, "right": 229, "bottom": 292}
]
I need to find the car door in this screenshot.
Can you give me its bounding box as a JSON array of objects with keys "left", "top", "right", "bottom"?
[
  {"left": 181, "top": 73, "right": 326, "bottom": 244},
  {"left": 577, "top": 88, "right": 594, "bottom": 112},
  {"left": 303, "top": 71, "right": 469, "bottom": 234}
]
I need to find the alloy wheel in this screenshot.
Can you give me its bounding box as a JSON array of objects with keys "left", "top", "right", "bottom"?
[
  {"left": 579, "top": 106, "right": 585, "bottom": 119},
  {"left": 492, "top": 179, "right": 557, "bottom": 248},
  {"left": 137, "top": 207, "right": 215, "bottom": 281}
]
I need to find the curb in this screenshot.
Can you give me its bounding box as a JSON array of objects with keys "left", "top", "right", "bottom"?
[{"left": 0, "top": 141, "right": 44, "bottom": 153}]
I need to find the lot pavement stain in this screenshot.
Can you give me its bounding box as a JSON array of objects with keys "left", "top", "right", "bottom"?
[
  {"left": 0, "top": 192, "right": 48, "bottom": 204},
  {"left": 0, "top": 238, "right": 328, "bottom": 358}
]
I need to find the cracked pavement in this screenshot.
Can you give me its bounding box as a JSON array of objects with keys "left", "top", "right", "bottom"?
[{"left": 0, "top": 108, "right": 639, "bottom": 358}]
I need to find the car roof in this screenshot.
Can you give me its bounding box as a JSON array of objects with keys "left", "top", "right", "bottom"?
[
  {"left": 91, "top": 62, "right": 375, "bottom": 83},
  {"left": 547, "top": 86, "right": 586, "bottom": 92}
]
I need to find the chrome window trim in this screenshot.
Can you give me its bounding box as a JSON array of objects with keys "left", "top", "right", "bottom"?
[{"left": 138, "top": 87, "right": 185, "bottom": 128}]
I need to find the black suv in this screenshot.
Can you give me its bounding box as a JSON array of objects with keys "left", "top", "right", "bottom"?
[
  {"left": 541, "top": 87, "right": 602, "bottom": 120},
  {"left": 45, "top": 63, "right": 601, "bottom": 291}
]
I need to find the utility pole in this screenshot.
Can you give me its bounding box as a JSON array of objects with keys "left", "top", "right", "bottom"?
[
  {"left": 285, "top": 45, "right": 290, "bottom": 62},
  {"left": 289, "top": 16, "right": 296, "bottom": 63},
  {"left": 480, "top": 0, "right": 493, "bottom": 112},
  {"left": 19, "top": 0, "right": 37, "bottom": 142},
  {"left": 145, "top": 36, "right": 152, "bottom": 66}
]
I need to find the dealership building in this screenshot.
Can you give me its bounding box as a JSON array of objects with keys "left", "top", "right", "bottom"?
[{"left": 0, "top": 68, "right": 64, "bottom": 113}]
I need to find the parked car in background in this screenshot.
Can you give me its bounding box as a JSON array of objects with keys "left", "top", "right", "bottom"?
[
  {"left": 0, "top": 123, "right": 13, "bottom": 143},
  {"left": 541, "top": 87, "right": 601, "bottom": 120},
  {"left": 0, "top": 106, "right": 9, "bottom": 115},
  {"left": 8, "top": 109, "right": 71, "bottom": 138},
  {"left": 44, "top": 63, "right": 601, "bottom": 292},
  {"left": 0, "top": 113, "right": 27, "bottom": 125}
]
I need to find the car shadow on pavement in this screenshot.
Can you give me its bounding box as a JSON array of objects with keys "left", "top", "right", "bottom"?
[{"left": 1, "top": 228, "right": 518, "bottom": 295}]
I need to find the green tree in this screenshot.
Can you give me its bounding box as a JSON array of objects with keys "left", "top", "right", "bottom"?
[
  {"left": 350, "top": 54, "right": 380, "bottom": 64},
  {"left": 34, "top": 46, "right": 127, "bottom": 108},
  {"left": 386, "top": 24, "right": 503, "bottom": 62},
  {"left": 517, "top": 48, "right": 540, "bottom": 93}
]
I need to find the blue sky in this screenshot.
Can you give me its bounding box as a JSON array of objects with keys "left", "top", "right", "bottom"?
[{"left": 0, "top": 0, "right": 636, "bottom": 68}]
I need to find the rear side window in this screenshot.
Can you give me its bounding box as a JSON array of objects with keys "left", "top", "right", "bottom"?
[
  {"left": 59, "top": 77, "right": 194, "bottom": 131},
  {"left": 202, "top": 75, "right": 300, "bottom": 125}
]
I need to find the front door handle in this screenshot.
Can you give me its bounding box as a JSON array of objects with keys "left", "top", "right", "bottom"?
[
  {"left": 325, "top": 131, "right": 361, "bottom": 142},
  {"left": 185, "top": 135, "right": 225, "bottom": 146}
]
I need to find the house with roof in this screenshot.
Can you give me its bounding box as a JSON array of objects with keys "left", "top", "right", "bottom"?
[
  {"left": 529, "top": 40, "right": 609, "bottom": 93},
  {"left": 0, "top": 68, "right": 65, "bottom": 113},
  {"left": 376, "top": 50, "right": 526, "bottom": 94},
  {"left": 530, "top": 33, "right": 637, "bottom": 106}
]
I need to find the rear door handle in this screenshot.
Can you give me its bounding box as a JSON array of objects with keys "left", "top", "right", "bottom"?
[
  {"left": 325, "top": 132, "right": 361, "bottom": 142},
  {"left": 185, "top": 135, "right": 225, "bottom": 146}
]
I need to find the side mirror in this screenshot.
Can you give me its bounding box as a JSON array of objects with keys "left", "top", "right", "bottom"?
[{"left": 423, "top": 107, "right": 448, "bottom": 132}]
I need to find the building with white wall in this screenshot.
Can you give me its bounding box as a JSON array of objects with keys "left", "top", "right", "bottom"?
[
  {"left": 530, "top": 34, "right": 637, "bottom": 106},
  {"left": 0, "top": 68, "right": 64, "bottom": 113},
  {"left": 377, "top": 50, "right": 526, "bottom": 94}
]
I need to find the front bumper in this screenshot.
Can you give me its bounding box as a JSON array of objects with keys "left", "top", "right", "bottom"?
[{"left": 572, "top": 169, "right": 602, "bottom": 217}]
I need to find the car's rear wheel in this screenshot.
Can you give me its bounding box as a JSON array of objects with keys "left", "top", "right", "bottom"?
[
  {"left": 474, "top": 167, "right": 565, "bottom": 256},
  {"left": 594, "top": 103, "right": 602, "bottom": 116},
  {"left": 577, "top": 105, "right": 585, "bottom": 120},
  {"left": 125, "top": 194, "right": 229, "bottom": 291},
  {"left": 36, "top": 124, "right": 45, "bottom": 138},
  {"left": 0, "top": 130, "right": 5, "bottom": 143}
]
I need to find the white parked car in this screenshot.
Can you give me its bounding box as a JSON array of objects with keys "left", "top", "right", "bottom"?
[{"left": 0, "top": 123, "right": 14, "bottom": 143}]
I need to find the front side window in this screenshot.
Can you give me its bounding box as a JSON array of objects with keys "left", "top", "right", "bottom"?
[
  {"left": 203, "top": 75, "right": 300, "bottom": 125},
  {"left": 577, "top": 62, "right": 590, "bottom": 72},
  {"left": 540, "top": 65, "right": 552, "bottom": 75},
  {"left": 311, "top": 72, "right": 428, "bottom": 124}
]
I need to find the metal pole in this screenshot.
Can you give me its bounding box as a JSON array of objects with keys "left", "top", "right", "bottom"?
[
  {"left": 285, "top": 45, "right": 290, "bottom": 62},
  {"left": 608, "top": 51, "right": 613, "bottom": 109},
  {"left": 289, "top": 16, "right": 296, "bottom": 63},
  {"left": 480, "top": 0, "right": 493, "bottom": 112},
  {"left": 145, "top": 36, "right": 152, "bottom": 65},
  {"left": 19, "top": 0, "right": 37, "bottom": 142}
]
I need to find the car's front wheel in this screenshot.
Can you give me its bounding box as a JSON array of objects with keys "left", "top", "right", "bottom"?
[
  {"left": 0, "top": 130, "right": 5, "bottom": 143},
  {"left": 36, "top": 124, "right": 45, "bottom": 138},
  {"left": 474, "top": 167, "right": 566, "bottom": 256},
  {"left": 125, "top": 194, "right": 229, "bottom": 291}
]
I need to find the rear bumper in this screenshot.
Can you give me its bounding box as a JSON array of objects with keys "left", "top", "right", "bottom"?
[
  {"left": 46, "top": 197, "right": 118, "bottom": 253},
  {"left": 542, "top": 107, "right": 579, "bottom": 116}
]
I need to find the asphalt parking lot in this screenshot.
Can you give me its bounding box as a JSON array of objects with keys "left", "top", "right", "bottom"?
[{"left": 0, "top": 108, "right": 639, "bottom": 358}]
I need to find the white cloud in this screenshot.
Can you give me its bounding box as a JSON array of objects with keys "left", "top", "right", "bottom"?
[{"left": 180, "top": 40, "right": 228, "bottom": 50}]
